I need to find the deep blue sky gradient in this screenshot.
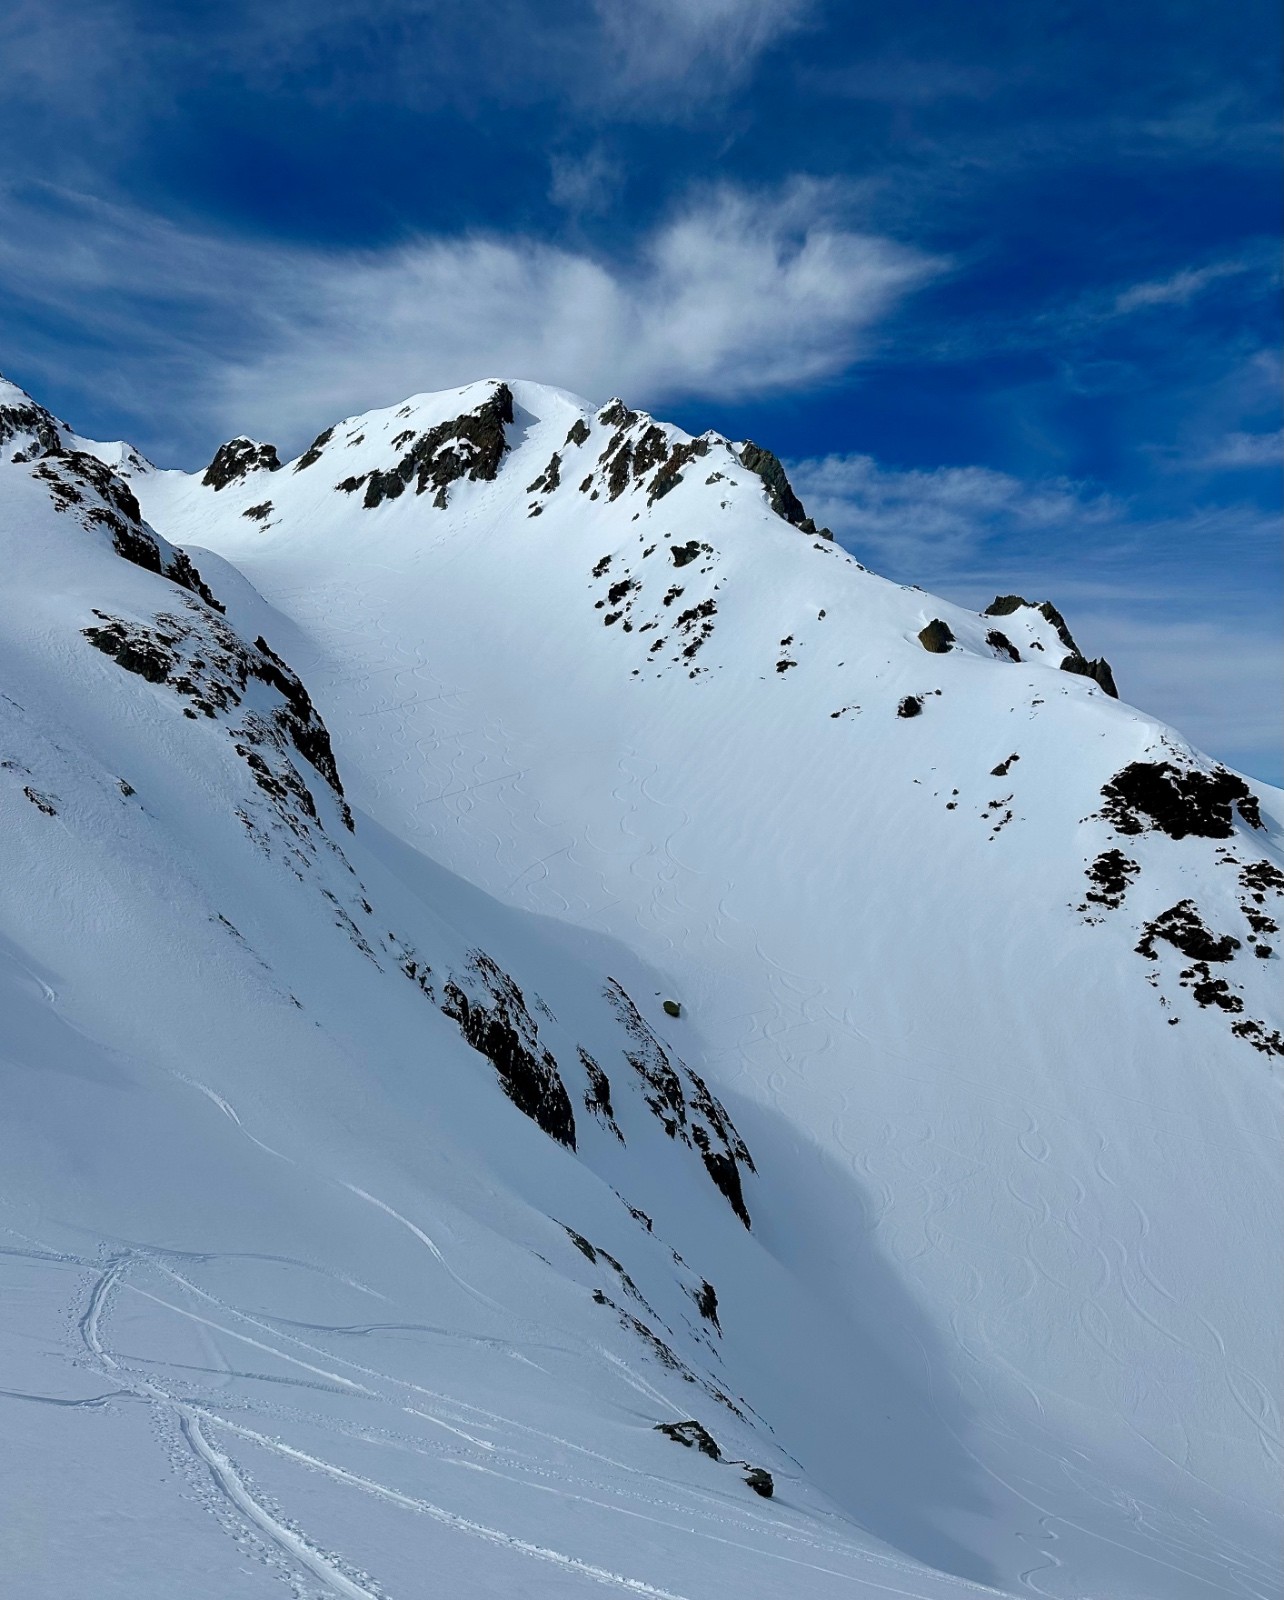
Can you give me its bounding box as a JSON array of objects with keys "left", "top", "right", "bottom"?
[{"left": 2, "top": 1, "right": 1279, "bottom": 776}]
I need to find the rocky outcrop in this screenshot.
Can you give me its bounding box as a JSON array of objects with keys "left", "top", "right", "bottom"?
[
  {"left": 1060, "top": 653, "right": 1119, "bottom": 697},
  {"left": 1100, "top": 761, "right": 1262, "bottom": 839},
  {"left": 9, "top": 395, "right": 224, "bottom": 613},
  {"left": 82, "top": 604, "right": 353, "bottom": 833},
  {"left": 605, "top": 980, "right": 755, "bottom": 1227},
  {"left": 441, "top": 952, "right": 577, "bottom": 1148},
  {"left": 983, "top": 595, "right": 1078, "bottom": 652},
  {"left": 201, "top": 437, "right": 281, "bottom": 491},
  {"left": 349, "top": 386, "right": 514, "bottom": 511},
  {"left": 737, "top": 441, "right": 832, "bottom": 539},
  {"left": 918, "top": 618, "right": 955, "bottom": 654}
]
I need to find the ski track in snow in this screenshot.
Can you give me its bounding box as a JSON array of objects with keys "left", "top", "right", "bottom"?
[{"left": 47, "top": 1243, "right": 1034, "bottom": 1600}]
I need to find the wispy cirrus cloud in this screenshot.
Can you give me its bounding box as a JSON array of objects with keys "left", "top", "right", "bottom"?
[{"left": 0, "top": 179, "right": 938, "bottom": 459}]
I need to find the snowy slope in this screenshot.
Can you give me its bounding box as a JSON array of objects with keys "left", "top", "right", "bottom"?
[{"left": 3, "top": 373, "right": 1281, "bottom": 1600}]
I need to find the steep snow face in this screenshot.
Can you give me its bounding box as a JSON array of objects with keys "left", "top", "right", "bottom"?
[{"left": 2, "top": 371, "right": 1280, "bottom": 1600}]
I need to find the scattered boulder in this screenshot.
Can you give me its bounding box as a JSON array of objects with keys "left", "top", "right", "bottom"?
[
  {"left": 662, "top": 999, "right": 682, "bottom": 1018},
  {"left": 986, "top": 629, "right": 1021, "bottom": 661},
  {"left": 918, "top": 619, "right": 955, "bottom": 654},
  {"left": 742, "top": 1467, "right": 774, "bottom": 1498},
  {"left": 897, "top": 695, "right": 923, "bottom": 718}
]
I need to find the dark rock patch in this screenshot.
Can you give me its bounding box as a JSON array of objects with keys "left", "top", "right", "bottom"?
[
  {"left": 293, "top": 425, "right": 334, "bottom": 472},
  {"left": 441, "top": 951, "right": 576, "bottom": 1148},
  {"left": 565, "top": 418, "right": 591, "bottom": 447},
  {"left": 737, "top": 441, "right": 832, "bottom": 538},
  {"left": 897, "top": 695, "right": 923, "bottom": 718},
  {"left": 23, "top": 787, "right": 58, "bottom": 816},
  {"left": 1085, "top": 848, "right": 1139, "bottom": 909},
  {"left": 243, "top": 500, "right": 273, "bottom": 521},
  {"left": 743, "top": 1467, "right": 774, "bottom": 1498},
  {"left": 1136, "top": 901, "right": 1240, "bottom": 963},
  {"left": 986, "top": 629, "right": 1021, "bottom": 661},
  {"left": 918, "top": 619, "right": 955, "bottom": 654},
  {"left": 580, "top": 1048, "right": 624, "bottom": 1141},
  {"left": 990, "top": 753, "right": 1019, "bottom": 777},
  {"left": 361, "top": 386, "right": 513, "bottom": 511},
  {"left": 983, "top": 595, "right": 1078, "bottom": 653},
  {"left": 655, "top": 1420, "right": 721, "bottom": 1459},
  {"left": 202, "top": 438, "right": 281, "bottom": 491},
  {"left": 526, "top": 452, "right": 561, "bottom": 495},
  {"left": 1061, "top": 653, "right": 1119, "bottom": 697},
  {"left": 670, "top": 540, "right": 710, "bottom": 569},
  {"left": 598, "top": 399, "right": 637, "bottom": 430},
  {"left": 605, "top": 980, "right": 754, "bottom": 1227},
  {"left": 1101, "top": 761, "right": 1263, "bottom": 840}
]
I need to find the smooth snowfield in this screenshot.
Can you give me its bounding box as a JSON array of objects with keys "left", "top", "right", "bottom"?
[{"left": 2, "top": 374, "right": 1281, "bottom": 1598}]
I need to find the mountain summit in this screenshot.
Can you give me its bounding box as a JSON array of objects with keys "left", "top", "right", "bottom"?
[{"left": 3, "top": 371, "right": 1280, "bottom": 1599}]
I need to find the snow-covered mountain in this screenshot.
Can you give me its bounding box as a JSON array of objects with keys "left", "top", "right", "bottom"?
[{"left": 2, "top": 371, "right": 1280, "bottom": 1600}]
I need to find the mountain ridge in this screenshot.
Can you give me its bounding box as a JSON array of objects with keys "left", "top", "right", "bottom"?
[{"left": 1, "top": 368, "right": 1280, "bottom": 1599}]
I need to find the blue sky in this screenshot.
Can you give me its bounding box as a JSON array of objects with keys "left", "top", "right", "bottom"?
[{"left": 2, "top": 0, "right": 1279, "bottom": 779}]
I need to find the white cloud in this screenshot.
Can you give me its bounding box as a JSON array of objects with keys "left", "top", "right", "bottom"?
[
  {"left": 1196, "top": 428, "right": 1282, "bottom": 469},
  {"left": 1112, "top": 259, "right": 1248, "bottom": 315},
  {"left": 787, "top": 452, "right": 1118, "bottom": 571},
  {"left": 591, "top": 0, "right": 812, "bottom": 99},
  {"left": 0, "top": 180, "right": 938, "bottom": 457}
]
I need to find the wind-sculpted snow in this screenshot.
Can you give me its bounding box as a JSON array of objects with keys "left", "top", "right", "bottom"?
[{"left": 3, "top": 369, "right": 1282, "bottom": 1599}]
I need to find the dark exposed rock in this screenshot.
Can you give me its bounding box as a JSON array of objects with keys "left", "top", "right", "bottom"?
[
  {"left": 23, "top": 787, "right": 58, "bottom": 816},
  {"left": 1061, "top": 653, "right": 1119, "bottom": 697},
  {"left": 991, "top": 753, "right": 1019, "bottom": 777},
  {"left": 670, "top": 540, "right": 710, "bottom": 569},
  {"left": 1085, "top": 848, "right": 1139, "bottom": 908},
  {"left": 1231, "top": 1019, "right": 1284, "bottom": 1056},
  {"left": 648, "top": 438, "right": 709, "bottom": 504},
  {"left": 441, "top": 951, "right": 576, "bottom": 1148},
  {"left": 293, "top": 425, "right": 334, "bottom": 472},
  {"left": 742, "top": 1467, "right": 774, "bottom": 1498},
  {"left": 1240, "top": 859, "right": 1284, "bottom": 894},
  {"left": 662, "top": 999, "right": 682, "bottom": 1018},
  {"left": 243, "top": 501, "right": 273, "bottom": 521},
  {"left": 201, "top": 437, "right": 281, "bottom": 491},
  {"left": 605, "top": 980, "right": 754, "bottom": 1227},
  {"left": 565, "top": 418, "right": 591, "bottom": 447},
  {"left": 361, "top": 386, "right": 514, "bottom": 511},
  {"left": 526, "top": 452, "right": 561, "bottom": 494},
  {"left": 737, "top": 441, "right": 832, "bottom": 538},
  {"left": 918, "top": 619, "right": 955, "bottom": 654},
  {"left": 598, "top": 399, "right": 637, "bottom": 430},
  {"left": 82, "top": 608, "right": 352, "bottom": 833},
  {"left": 897, "top": 695, "right": 923, "bottom": 718},
  {"left": 983, "top": 595, "right": 1078, "bottom": 653},
  {"left": 655, "top": 1420, "right": 721, "bottom": 1459},
  {"left": 1136, "top": 901, "right": 1240, "bottom": 963},
  {"left": 0, "top": 394, "right": 66, "bottom": 458},
  {"left": 986, "top": 629, "right": 1021, "bottom": 661},
  {"left": 580, "top": 1048, "right": 624, "bottom": 1141},
  {"left": 1101, "top": 761, "right": 1262, "bottom": 840},
  {"left": 28, "top": 445, "right": 224, "bottom": 612},
  {"left": 690, "top": 1279, "right": 720, "bottom": 1331}
]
